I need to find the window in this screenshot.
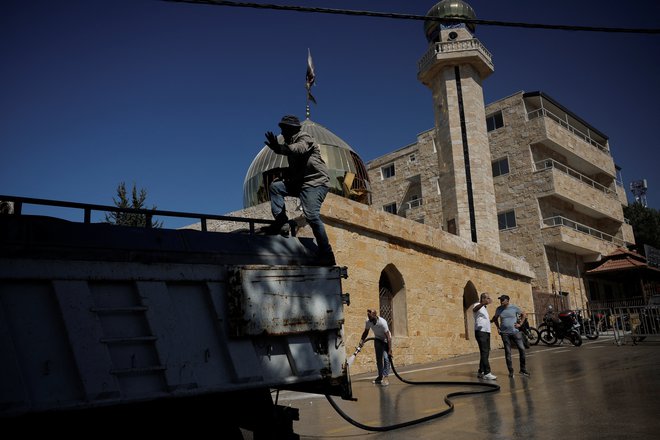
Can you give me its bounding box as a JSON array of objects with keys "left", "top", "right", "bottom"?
[
  {"left": 383, "top": 202, "right": 397, "bottom": 214},
  {"left": 498, "top": 210, "right": 517, "bottom": 230},
  {"left": 381, "top": 164, "right": 395, "bottom": 179},
  {"left": 486, "top": 111, "right": 504, "bottom": 132},
  {"left": 407, "top": 195, "right": 422, "bottom": 209},
  {"left": 409, "top": 153, "right": 417, "bottom": 163},
  {"left": 447, "top": 218, "right": 457, "bottom": 234},
  {"left": 492, "top": 157, "right": 510, "bottom": 177}
]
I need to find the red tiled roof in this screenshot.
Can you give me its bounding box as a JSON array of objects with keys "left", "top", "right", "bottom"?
[
  {"left": 586, "top": 247, "right": 660, "bottom": 274},
  {"left": 586, "top": 256, "right": 648, "bottom": 273}
]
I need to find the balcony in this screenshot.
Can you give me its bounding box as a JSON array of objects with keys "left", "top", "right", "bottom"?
[
  {"left": 528, "top": 108, "right": 608, "bottom": 153},
  {"left": 616, "top": 180, "right": 629, "bottom": 206},
  {"left": 622, "top": 220, "right": 635, "bottom": 244},
  {"left": 526, "top": 109, "right": 615, "bottom": 176},
  {"left": 406, "top": 197, "right": 423, "bottom": 210},
  {"left": 418, "top": 38, "right": 494, "bottom": 85},
  {"left": 534, "top": 159, "right": 623, "bottom": 221},
  {"left": 541, "top": 216, "right": 625, "bottom": 256}
]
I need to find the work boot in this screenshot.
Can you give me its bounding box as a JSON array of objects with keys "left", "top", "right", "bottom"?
[
  {"left": 315, "top": 251, "right": 336, "bottom": 266},
  {"left": 261, "top": 213, "right": 289, "bottom": 236}
]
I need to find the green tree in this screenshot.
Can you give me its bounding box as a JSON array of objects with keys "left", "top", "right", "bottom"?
[
  {"left": 105, "top": 182, "right": 163, "bottom": 228},
  {"left": 624, "top": 202, "right": 660, "bottom": 252}
]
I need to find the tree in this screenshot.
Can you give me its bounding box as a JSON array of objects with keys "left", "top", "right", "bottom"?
[
  {"left": 624, "top": 202, "right": 660, "bottom": 253},
  {"left": 105, "top": 182, "right": 163, "bottom": 228}
]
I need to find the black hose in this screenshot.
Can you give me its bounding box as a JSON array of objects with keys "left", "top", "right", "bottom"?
[{"left": 325, "top": 337, "right": 500, "bottom": 432}]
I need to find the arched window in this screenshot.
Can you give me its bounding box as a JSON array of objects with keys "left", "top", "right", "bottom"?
[
  {"left": 379, "top": 284, "right": 393, "bottom": 332},
  {"left": 463, "top": 281, "right": 479, "bottom": 340},
  {"left": 379, "top": 264, "right": 408, "bottom": 337}
]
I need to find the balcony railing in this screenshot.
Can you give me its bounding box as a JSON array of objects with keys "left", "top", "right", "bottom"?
[
  {"left": 542, "top": 215, "right": 625, "bottom": 247},
  {"left": 418, "top": 38, "right": 493, "bottom": 72},
  {"left": 528, "top": 107, "right": 609, "bottom": 154},
  {"left": 406, "top": 198, "right": 423, "bottom": 210},
  {"left": 534, "top": 159, "right": 616, "bottom": 197}
]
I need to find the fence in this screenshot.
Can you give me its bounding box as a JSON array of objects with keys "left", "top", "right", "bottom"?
[{"left": 526, "top": 305, "right": 660, "bottom": 346}]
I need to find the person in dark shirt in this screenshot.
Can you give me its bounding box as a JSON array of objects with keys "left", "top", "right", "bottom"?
[{"left": 264, "top": 115, "right": 335, "bottom": 265}]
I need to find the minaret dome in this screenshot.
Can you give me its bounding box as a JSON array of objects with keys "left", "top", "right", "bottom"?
[{"left": 424, "top": 0, "right": 477, "bottom": 42}]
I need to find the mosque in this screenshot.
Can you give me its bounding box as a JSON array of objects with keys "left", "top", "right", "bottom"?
[{"left": 194, "top": 0, "right": 630, "bottom": 374}]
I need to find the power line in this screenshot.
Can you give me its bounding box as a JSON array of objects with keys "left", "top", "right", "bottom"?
[{"left": 163, "top": 0, "right": 660, "bottom": 35}]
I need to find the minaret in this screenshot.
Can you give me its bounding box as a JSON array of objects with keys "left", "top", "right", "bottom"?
[{"left": 418, "top": 0, "right": 500, "bottom": 251}]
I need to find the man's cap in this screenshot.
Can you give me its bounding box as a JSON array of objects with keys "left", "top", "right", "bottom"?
[
  {"left": 278, "top": 115, "right": 301, "bottom": 127},
  {"left": 498, "top": 294, "right": 510, "bottom": 301}
]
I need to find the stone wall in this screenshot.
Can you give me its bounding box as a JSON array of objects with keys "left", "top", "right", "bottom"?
[{"left": 321, "top": 193, "right": 533, "bottom": 374}]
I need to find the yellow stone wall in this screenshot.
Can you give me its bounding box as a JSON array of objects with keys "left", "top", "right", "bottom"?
[{"left": 320, "top": 194, "right": 534, "bottom": 375}]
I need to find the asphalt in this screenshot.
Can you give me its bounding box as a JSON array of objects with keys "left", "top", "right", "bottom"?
[{"left": 277, "top": 336, "right": 660, "bottom": 439}]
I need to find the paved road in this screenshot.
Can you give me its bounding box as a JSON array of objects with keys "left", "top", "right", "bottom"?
[{"left": 277, "top": 337, "right": 660, "bottom": 439}]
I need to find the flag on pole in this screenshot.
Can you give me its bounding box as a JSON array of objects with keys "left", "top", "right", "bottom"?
[{"left": 306, "top": 48, "right": 317, "bottom": 104}]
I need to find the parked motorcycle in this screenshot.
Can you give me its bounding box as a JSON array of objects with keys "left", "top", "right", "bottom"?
[
  {"left": 576, "top": 310, "right": 599, "bottom": 340},
  {"left": 539, "top": 309, "right": 582, "bottom": 346},
  {"left": 518, "top": 317, "right": 540, "bottom": 346}
]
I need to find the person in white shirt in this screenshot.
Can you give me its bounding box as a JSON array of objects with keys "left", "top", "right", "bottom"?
[
  {"left": 359, "top": 309, "right": 393, "bottom": 386},
  {"left": 473, "top": 292, "right": 497, "bottom": 380}
]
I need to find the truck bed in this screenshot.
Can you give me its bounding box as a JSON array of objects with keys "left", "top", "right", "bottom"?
[{"left": 0, "top": 214, "right": 351, "bottom": 419}]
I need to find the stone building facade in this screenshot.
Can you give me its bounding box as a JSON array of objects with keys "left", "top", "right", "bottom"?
[{"left": 368, "top": 91, "right": 634, "bottom": 314}]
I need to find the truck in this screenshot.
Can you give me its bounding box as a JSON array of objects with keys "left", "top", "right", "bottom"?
[{"left": 0, "top": 196, "right": 353, "bottom": 438}]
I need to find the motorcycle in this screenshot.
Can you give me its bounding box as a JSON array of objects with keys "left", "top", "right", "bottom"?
[
  {"left": 576, "top": 310, "right": 599, "bottom": 340},
  {"left": 539, "top": 309, "right": 582, "bottom": 346},
  {"left": 518, "top": 317, "right": 540, "bottom": 346}
]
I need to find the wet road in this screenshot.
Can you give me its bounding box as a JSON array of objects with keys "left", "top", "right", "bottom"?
[{"left": 277, "top": 337, "right": 660, "bottom": 439}]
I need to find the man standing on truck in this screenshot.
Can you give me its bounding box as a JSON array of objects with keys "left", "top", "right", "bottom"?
[
  {"left": 264, "top": 115, "right": 335, "bottom": 265},
  {"left": 359, "top": 309, "right": 392, "bottom": 386}
]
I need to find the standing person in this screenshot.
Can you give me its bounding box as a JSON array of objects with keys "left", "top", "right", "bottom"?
[
  {"left": 264, "top": 115, "right": 335, "bottom": 265},
  {"left": 473, "top": 292, "right": 497, "bottom": 380},
  {"left": 492, "top": 294, "right": 530, "bottom": 378},
  {"left": 359, "top": 309, "right": 393, "bottom": 386}
]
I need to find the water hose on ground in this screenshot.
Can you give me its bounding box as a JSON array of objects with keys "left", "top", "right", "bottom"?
[{"left": 325, "top": 337, "right": 500, "bottom": 432}]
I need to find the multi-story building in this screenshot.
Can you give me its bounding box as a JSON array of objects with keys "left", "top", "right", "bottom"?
[{"left": 368, "top": 90, "right": 635, "bottom": 311}]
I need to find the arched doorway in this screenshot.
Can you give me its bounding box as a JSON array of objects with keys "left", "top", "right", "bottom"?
[
  {"left": 463, "top": 281, "right": 479, "bottom": 340},
  {"left": 379, "top": 264, "right": 408, "bottom": 337}
]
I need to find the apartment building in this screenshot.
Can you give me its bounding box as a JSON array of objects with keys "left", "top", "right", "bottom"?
[{"left": 367, "top": 90, "right": 635, "bottom": 310}]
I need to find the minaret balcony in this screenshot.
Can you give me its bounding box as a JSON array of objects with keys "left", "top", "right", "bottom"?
[{"left": 418, "top": 38, "right": 494, "bottom": 85}]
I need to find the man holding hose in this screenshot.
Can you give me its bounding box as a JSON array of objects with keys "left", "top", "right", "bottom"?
[{"left": 359, "top": 309, "right": 393, "bottom": 386}]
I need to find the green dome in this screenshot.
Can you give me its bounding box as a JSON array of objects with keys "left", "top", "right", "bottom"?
[
  {"left": 243, "top": 119, "right": 371, "bottom": 208},
  {"left": 424, "top": 0, "right": 477, "bottom": 41}
]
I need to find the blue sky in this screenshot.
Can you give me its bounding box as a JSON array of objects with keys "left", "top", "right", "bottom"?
[{"left": 2, "top": 0, "right": 659, "bottom": 228}]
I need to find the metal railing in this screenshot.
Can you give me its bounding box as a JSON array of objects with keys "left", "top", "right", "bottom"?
[
  {"left": 607, "top": 305, "right": 660, "bottom": 345},
  {"left": 529, "top": 305, "right": 659, "bottom": 346},
  {"left": 0, "top": 195, "right": 274, "bottom": 234},
  {"left": 542, "top": 215, "right": 625, "bottom": 247},
  {"left": 418, "top": 37, "right": 493, "bottom": 72},
  {"left": 406, "top": 198, "right": 423, "bottom": 210},
  {"left": 534, "top": 159, "right": 616, "bottom": 197},
  {"left": 527, "top": 107, "right": 609, "bottom": 154}
]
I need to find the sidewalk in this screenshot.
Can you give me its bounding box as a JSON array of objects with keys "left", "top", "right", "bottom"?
[{"left": 277, "top": 337, "right": 660, "bottom": 439}]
